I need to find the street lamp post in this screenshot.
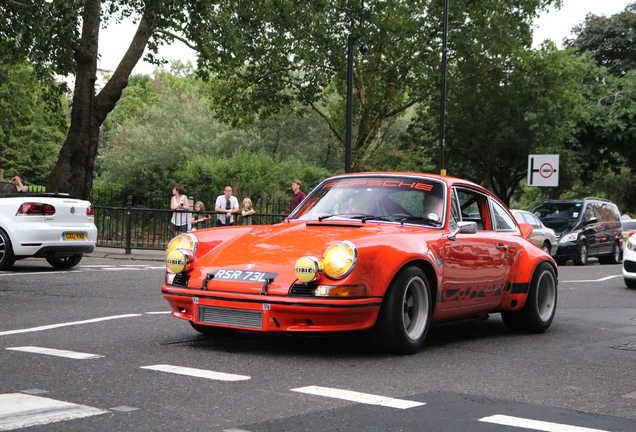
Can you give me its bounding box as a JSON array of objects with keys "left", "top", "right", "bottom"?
[
  {"left": 345, "top": 35, "right": 368, "bottom": 173},
  {"left": 439, "top": 0, "right": 449, "bottom": 176}
]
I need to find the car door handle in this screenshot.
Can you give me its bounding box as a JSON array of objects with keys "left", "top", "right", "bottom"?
[{"left": 497, "top": 244, "right": 508, "bottom": 252}]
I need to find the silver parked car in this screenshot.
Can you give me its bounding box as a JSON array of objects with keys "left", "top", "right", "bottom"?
[
  {"left": 622, "top": 219, "right": 636, "bottom": 241},
  {"left": 511, "top": 209, "right": 557, "bottom": 256}
]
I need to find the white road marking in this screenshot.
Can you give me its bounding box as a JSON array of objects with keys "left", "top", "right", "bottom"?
[
  {"left": 561, "top": 275, "right": 621, "bottom": 283},
  {"left": 291, "top": 386, "right": 424, "bottom": 409},
  {"left": 0, "top": 314, "right": 141, "bottom": 337},
  {"left": 0, "top": 393, "right": 105, "bottom": 431},
  {"left": 141, "top": 365, "right": 250, "bottom": 381},
  {"left": 145, "top": 311, "right": 172, "bottom": 314},
  {"left": 0, "top": 271, "right": 80, "bottom": 277},
  {"left": 480, "top": 415, "right": 611, "bottom": 432},
  {"left": 6, "top": 346, "right": 103, "bottom": 360}
]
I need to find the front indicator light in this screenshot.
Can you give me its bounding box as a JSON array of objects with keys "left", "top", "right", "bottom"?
[
  {"left": 314, "top": 285, "right": 367, "bottom": 297},
  {"left": 323, "top": 241, "right": 357, "bottom": 279}
]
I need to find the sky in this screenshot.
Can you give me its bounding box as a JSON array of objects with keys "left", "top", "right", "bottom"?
[{"left": 98, "top": 0, "right": 634, "bottom": 76}]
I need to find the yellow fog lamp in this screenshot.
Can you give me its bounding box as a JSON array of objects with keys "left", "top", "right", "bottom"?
[
  {"left": 314, "top": 285, "right": 367, "bottom": 297},
  {"left": 166, "top": 233, "right": 197, "bottom": 274},
  {"left": 322, "top": 241, "right": 357, "bottom": 279},
  {"left": 166, "top": 248, "right": 195, "bottom": 274},
  {"left": 295, "top": 256, "right": 323, "bottom": 283}
]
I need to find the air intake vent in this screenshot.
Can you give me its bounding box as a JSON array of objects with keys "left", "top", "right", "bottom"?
[
  {"left": 198, "top": 306, "right": 262, "bottom": 329},
  {"left": 289, "top": 283, "right": 316, "bottom": 297}
]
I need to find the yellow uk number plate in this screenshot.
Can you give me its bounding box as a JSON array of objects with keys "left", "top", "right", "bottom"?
[{"left": 63, "top": 232, "right": 86, "bottom": 241}]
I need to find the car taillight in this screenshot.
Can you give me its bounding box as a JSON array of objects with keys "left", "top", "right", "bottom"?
[
  {"left": 16, "top": 203, "right": 56, "bottom": 216},
  {"left": 86, "top": 205, "right": 94, "bottom": 217}
]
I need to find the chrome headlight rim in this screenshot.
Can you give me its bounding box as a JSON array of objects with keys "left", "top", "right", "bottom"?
[{"left": 322, "top": 240, "right": 358, "bottom": 280}]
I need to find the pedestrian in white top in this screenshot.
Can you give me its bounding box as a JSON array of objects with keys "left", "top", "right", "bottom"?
[
  {"left": 215, "top": 186, "right": 240, "bottom": 226},
  {"left": 170, "top": 185, "right": 190, "bottom": 236}
]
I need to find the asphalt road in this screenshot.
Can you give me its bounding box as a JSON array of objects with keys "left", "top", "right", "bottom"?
[{"left": 0, "top": 256, "right": 635, "bottom": 431}]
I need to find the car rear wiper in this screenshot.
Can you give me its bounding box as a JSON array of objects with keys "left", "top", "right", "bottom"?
[{"left": 397, "top": 216, "right": 441, "bottom": 227}]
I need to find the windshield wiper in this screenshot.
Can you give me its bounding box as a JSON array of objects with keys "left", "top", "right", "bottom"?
[
  {"left": 397, "top": 216, "right": 441, "bottom": 227},
  {"left": 318, "top": 213, "right": 367, "bottom": 222}
]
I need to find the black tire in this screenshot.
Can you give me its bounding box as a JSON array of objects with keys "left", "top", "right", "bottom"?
[
  {"left": 554, "top": 258, "right": 567, "bottom": 266},
  {"left": 573, "top": 242, "right": 588, "bottom": 266},
  {"left": 541, "top": 242, "right": 551, "bottom": 254},
  {"left": 501, "top": 262, "right": 557, "bottom": 333},
  {"left": 373, "top": 266, "right": 432, "bottom": 354},
  {"left": 189, "top": 321, "right": 237, "bottom": 336},
  {"left": 625, "top": 278, "right": 636, "bottom": 289},
  {"left": 46, "top": 254, "right": 83, "bottom": 269},
  {"left": 598, "top": 242, "right": 622, "bottom": 265},
  {"left": 0, "top": 229, "right": 16, "bottom": 270}
]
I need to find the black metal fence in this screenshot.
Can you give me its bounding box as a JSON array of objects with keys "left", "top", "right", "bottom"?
[{"left": 95, "top": 196, "right": 289, "bottom": 253}]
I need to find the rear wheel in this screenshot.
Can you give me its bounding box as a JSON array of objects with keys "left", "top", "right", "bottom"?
[
  {"left": 541, "top": 242, "right": 551, "bottom": 254},
  {"left": 0, "top": 229, "right": 16, "bottom": 270},
  {"left": 625, "top": 278, "right": 636, "bottom": 289},
  {"left": 573, "top": 242, "right": 588, "bottom": 266},
  {"left": 373, "top": 266, "right": 432, "bottom": 354},
  {"left": 598, "top": 242, "right": 621, "bottom": 265},
  {"left": 46, "top": 254, "right": 83, "bottom": 269},
  {"left": 502, "top": 262, "right": 557, "bottom": 333}
]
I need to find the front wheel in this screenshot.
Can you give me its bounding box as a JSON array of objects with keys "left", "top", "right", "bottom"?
[
  {"left": 502, "top": 262, "right": 557, "bottom": 333},
  {"left": 46, "top": 254, "right": 83, "bottom": 269},
  {"left": 573, "top": 242, "right": 588, "bottom": 266},
  {"left": 373, "top": 266, "right": 432, "bottom": 354},
  {"left": 625, "top": 278, "right": 636, "bottom": 289}
]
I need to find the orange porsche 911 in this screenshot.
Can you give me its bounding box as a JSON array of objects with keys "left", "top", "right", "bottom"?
[{"left": 162, "top": 173, "right": 557, "bottom": 354}]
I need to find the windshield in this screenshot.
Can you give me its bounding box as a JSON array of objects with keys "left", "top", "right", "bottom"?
[
  {"left": 532, "top": 202, "right": 582, "bottom": 222},
  {"left": 291, "top": 176, "right": 446, "bottom": 227}
]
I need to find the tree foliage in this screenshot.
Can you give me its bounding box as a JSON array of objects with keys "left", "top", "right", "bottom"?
[
  {"left": 193, "top": 0, "right": 559, "bottom": 171},
  {"left": 566, "top": 2, "right": 636, "bottom": 76},
  {"left": 0, "top": 57, "right": 67, "bottom": 185}
]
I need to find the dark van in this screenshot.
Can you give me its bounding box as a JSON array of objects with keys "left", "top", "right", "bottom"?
[{"left": 530, "top": 197, "right": 623, "bottom": 265}]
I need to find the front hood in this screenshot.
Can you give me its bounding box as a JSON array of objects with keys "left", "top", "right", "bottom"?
[
  {"left": 187, "top": 220, "right": 432, "bottom": 294},
  {"left": 541, "top": 218, "right": 578, "bottom": 236}
]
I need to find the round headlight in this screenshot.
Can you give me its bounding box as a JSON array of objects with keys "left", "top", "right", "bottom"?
[{"left": 323, "top": 241, "right": 357, "bottom": 279}]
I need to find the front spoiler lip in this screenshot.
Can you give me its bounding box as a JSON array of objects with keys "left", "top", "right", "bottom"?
[{"left": 161, "top": 287, "right": 383, "bottom": 309}]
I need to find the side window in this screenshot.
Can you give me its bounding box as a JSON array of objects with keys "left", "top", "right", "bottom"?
[
  {"left": 450, "top": 190, "right": 461, "bottom": 231},
  {"left": 527, "top": 214, "right": 542, "bottom": 229},
  {"left": 597, "top": 203, "right": 620, "bottom": 223},
  {"left": 584, "top": 203, "right": 598, "bottom": 223},
  {"left": 491, "top": 200, "right": 516, "bottom": 231},
  {"left": 454, "top": 188, "right": 489, "bottom": 230}
]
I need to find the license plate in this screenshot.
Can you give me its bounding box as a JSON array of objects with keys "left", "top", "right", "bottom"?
[
  {"left": 63, "top": 232, "right": 86, "bottom": 241},
  {"left": 212, "top": 269, "right": 278, "bottom": 283}
]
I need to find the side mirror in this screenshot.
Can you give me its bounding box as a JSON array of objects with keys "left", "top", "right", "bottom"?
[
  {"left": 586, "top": 217, "right": 598, "bottom": 225},
  {"left": 448, "top": 221, "right": 477, "bottom": 241}
]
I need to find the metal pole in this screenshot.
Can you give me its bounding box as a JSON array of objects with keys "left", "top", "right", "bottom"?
[
  {"left": 439, "top": 0, "right": 449, "bottom": 176},
  {"left": 345, "top": 34, "right": 356, "bottom": 173}
]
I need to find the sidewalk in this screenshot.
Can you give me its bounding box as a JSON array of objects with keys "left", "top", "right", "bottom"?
[{"left": 85, "top": 246, "right": 166, "bottom": 262}]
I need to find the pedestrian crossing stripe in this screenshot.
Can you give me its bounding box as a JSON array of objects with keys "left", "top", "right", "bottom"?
[{"left": 0, "top": 393, "right": 105, "bottom": 431}]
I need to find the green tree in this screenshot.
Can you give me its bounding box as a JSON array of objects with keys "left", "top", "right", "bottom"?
[
  {"left": 0, "top": 0, "right": 205, "bottom": 199},
  {"left": 566, "top": 2, "right": 636, "bottom": 76},
  {"left": 194, "top": 0, "right": 559, "bottom": 171},
  {"left": 0, "top": 57, "right": 67, "bottom": 185},
  {"left": 422, "top": 45, "right": 585, "bottom": 206}
]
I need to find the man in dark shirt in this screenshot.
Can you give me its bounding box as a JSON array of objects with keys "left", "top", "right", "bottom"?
[{"left": 290, "top": 179, "right": 306, "bottom": 211}]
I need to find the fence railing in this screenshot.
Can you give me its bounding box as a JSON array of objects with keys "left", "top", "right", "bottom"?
[{"left": 95, "top": 197, "right": 288, "bottom": 253}]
